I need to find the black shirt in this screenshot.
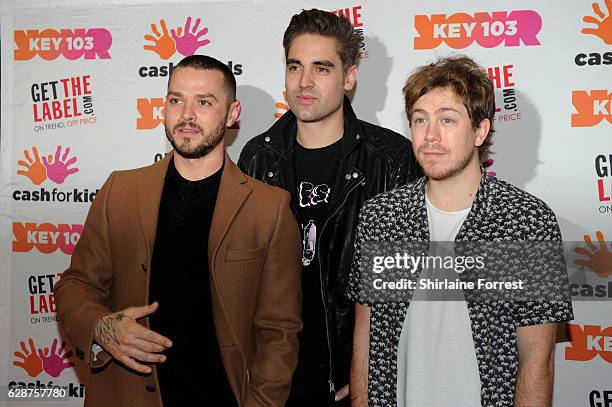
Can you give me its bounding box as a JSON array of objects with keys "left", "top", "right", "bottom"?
[
  {"left": 288, "top": 138, "right": 342, "bottom": 402},
  {"left": 149, "top": 159, "right": 235, "bottom": 406}
]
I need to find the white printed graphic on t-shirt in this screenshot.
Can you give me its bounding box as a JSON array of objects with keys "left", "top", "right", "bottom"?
[
  {"left": 302, "top": 220, "right": 317, "bottom": 266},
  {"left": 298, "top": 182, "right": 331, "bottom": 207}
]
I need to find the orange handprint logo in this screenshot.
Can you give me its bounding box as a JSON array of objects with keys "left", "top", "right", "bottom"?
[
  {"left": 582, "top": 0, "right": 612, "bottom": 44},
  {"left": 143, "top": 19, "right": 176, "bottom": 60},
  {"left": 574, "top": 231, "right": 612, "bottom": 278},
  {"left": 16, "top": 147, "right": 49, "bottom": 185},
  {"left": 274, "top": 91, "right": 290, "bottom": 119},
  {"left": 13, "top": 338, "right": 43, "bottom": 378}
]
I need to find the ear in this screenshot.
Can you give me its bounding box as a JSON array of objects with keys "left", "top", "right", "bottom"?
[
  {"left": 226, "top": 100, "right": 241, "bottom": 128},
  {"left": 474, "top": 118, "right": 491, "bottom": 147},
  {"left": 344, "top": 64, "right": 357, "bottom": 92}
]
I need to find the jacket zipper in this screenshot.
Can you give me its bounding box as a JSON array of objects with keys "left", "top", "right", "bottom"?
[{"left": 317, "top": 176, "right": 363, "bottom": 399}]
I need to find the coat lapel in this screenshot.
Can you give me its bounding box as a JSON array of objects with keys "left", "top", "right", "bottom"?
[
  {"left": 208, "top": 154, "right": 252, "bottom": 266},
  {"left": 136, "top": 153, "right": 172, "bottom": 260}
]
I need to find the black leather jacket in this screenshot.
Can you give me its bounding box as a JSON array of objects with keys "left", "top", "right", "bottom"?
[{"left": 238, "top": 97, "right": 421, "bottom": 401}]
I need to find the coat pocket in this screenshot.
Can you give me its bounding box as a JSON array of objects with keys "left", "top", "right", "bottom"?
[{"left": 225, "top": 246, "right": 267, "bottom": 262}]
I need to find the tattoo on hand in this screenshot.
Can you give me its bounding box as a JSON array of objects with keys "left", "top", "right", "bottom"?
[
  {"left": 115, "top": 312, "right": 125, "bottom": 321},
  {"left": 94, "top": 316, "right": 119, "bottom": 346}
]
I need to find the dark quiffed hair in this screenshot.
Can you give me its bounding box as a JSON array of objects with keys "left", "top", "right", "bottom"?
[
  {"left": 168, "top": 54, "right": 236, "bottom": 102},
  {"left": 403, "top": 55, "right": 496, "bottom": 160},
  {"left": 283, "top": 8, "right": 361, "bottom": 73}
]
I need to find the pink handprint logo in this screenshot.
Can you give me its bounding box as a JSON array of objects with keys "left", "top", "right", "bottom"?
[
  {"left": 16, "top": 145, "right": 79, "bottom": 185},
  {"left": 482, "top": 158, "right": 496, "bottom": 177},
  {"left": 13, "top": 338, "right": 74, "bottom": 378},
  {"left": 43, "top": 146, "right": 79, "bottom": 184},
  {"left": 38, "top": 339, "right": 75, "bottom": 378},
  {"left": 143, "top": 17, "right": 210, "bottom": 59}
]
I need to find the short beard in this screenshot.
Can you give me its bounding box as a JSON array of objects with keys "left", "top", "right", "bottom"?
[
  {"left": 165, "top": 119, "right": 226, "bottom": 159},
  {"left": 417, "top": 146, "right": 474, "bottom": 181}
]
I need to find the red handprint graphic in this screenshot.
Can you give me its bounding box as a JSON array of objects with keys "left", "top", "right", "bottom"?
[
  {"left": 143, "top": 19, "right": 176, "bottom": 60},
  {"left": 38, "top": 339, "right": 74, "bottom": 378},
  {"left": 171, "top": 17, "right": 211, "bottom": 56},
  {"left": 42, "top": 145, "right": 79, "bottom": 184},
  {"left": 582, "top": 0, "right": 612, "bottom": 44},
  {"left": 16, "top": 147, "right": 50, "bottom": 185},
  {"left": 13, "top": 338, "right": 43, "bottom": 378},
  {"left": 574, "top": 231, "right": 612, "bottom": 277}
]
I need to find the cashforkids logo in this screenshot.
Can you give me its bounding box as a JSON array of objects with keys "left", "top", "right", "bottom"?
[
  {"left": 10, "top": 338, "right": 84, "bottom": 398},
  {"left": 565, "top": 324, "right": 612, "bottom": 364},
  {"left": 14, "top": 28, "right": 111, "bottom": 60},
  {"left": 572, "top": 90, "right": 612, "bottom": 127},
  {"left": 31, "top": 75, "right": 96, "bottom": 132},
  {"left": 414, "top": 10, "right": 542, "bottom": 50},
  {"left": 139, "top": 17, "right": 243, "bottom": 78},
  {"left": 12, "top": 222, "right": 83, "bottom": 255},
  {"left": 13, "top": 146, "right": 98, "bottom": 204},
  {"left": 575, "top": 1, "right": 612, "bottom": 66},
  {"left": 330, "top": 5, "right": 368, "bottom": 59}
]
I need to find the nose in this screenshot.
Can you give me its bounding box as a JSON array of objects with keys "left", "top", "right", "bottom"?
[
  {"left": 299, "top": 69, "right": 313, "bottom": 89},
  {"left": 181, "top": 102, "right": 195, "bottom": 122},
  {"left": 424, "top": 121, "right": 441, "bottom": 142}
]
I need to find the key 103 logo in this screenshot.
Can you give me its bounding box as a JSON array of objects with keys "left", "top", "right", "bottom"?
[
  {"left": 565, "top": 324, "right": 612, "bottom": 363},
  {"left": 572, "top": 90, "right": 612, "bottom": 127},
  {"left": 12, "top": 222, "right": 83, "bottom": 255},
  {"left": 14, "top": 28, "right": 112, "bottom": 61},
  {"left": 413, "top": 10, "right": 542, "bottom": 50}
]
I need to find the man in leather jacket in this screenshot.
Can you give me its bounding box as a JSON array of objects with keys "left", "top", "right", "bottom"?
[{"left": 238, "top": 9, "right": 421, "bottom": 406}]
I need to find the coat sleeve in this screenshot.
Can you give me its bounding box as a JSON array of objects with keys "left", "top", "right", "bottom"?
[
  {"left": 54, "top": 172, "right": 116, "bottom": 368},
  {"left": 244, "top": 190, "right": 302, "bottom": 407}
]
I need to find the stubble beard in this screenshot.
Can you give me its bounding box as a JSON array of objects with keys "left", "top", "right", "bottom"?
[{"left": 165, "top": 118, "right": 226, "bottom": 159}]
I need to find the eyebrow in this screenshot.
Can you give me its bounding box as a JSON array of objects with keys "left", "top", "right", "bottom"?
[
  {"left": 286, "top": 58, "right": 335, "bottom": 68},
  {"left": 166, "top": 91, "right": 218, "bottom": 101},
  {"left": 411, "top": 107, "right": 462, "bottom": 115}
]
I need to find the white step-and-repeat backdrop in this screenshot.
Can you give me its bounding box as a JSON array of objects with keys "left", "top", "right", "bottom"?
[{"left": 1, "top": 0, "right": 610, "bottom": 406}]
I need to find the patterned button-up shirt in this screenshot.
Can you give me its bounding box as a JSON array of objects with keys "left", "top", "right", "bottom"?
[{"left": 346, "top": 173, "right": 574, "bottom": 406}]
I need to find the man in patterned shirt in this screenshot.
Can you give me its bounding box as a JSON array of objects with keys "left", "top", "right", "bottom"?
[{"left": 347, "top": 56, "right": 573, "bottom": 406}]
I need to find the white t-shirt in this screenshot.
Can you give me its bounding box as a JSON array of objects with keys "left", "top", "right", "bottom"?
[{"left": 396, "top": 193, "right": 481, "bottom": 407}]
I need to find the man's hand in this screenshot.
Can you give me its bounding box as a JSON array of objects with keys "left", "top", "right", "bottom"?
[
  {"left": 93, "top": 302, "right": 172, "bottom": 374},
  {"left": 335, "top": 384, "right": 349, "bottom": 401}
]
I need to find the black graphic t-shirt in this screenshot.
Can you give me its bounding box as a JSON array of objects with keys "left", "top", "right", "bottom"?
[{"left": 288, "top": 138, "right": 342, "bottom": 401}]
